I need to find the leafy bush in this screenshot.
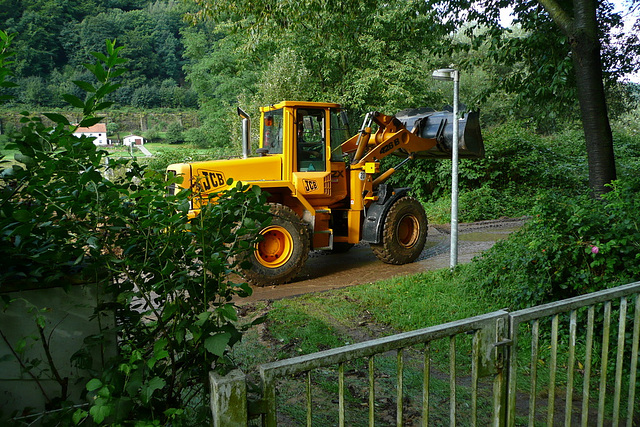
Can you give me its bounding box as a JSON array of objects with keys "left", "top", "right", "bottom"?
[
  {"left": 142, "top": 126, "right": 162, "bottom": 143},
  {"left": 612, "top": 123, "right": 640, "bottom": 176},
  {"left": 165, "top": 121, "right": 184, "bottom": 144},
  {"left": 391, "top": 121, "right": 589, "bottom": 223},
  {"left": 465, "top": 178, "right": 640, "bottom": 309},
  {"left": 1, "top": 33, "right": 269, "bottom": 425},
  {"left": 458, "top": 183, "right": 519, "bottom": 221},
  {"left": 183, "top": 126, "right": 210, "bottom": 148}
]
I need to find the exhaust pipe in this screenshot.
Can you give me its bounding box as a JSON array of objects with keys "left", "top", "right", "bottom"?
[{"left": 237, "top": 107, "right": 251, "bottom": 158}]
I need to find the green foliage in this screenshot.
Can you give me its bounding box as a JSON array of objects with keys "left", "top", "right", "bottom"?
[
  {"left": 142, "top": 126, "right": 162, "bottom": 143},
  {"left": 256, "top": 48, "right": 315, "bottom": 104},
  {"left": 0, "top": 30, "right": 17, "bottom": 101},
  {"left": 181, "top": 26, "right": 259, "bottom": 147},
  {"left": 3, "top": 1, "right": 195, "bottom": 109},
  {"left": 464, "top": 178, "right": 640, "bottom": 310},
  {"left": 131, "top": 83, "right": 161, "bottom": 108},
  {"left": 182, "top": 126, "right": 211, "bottom": 148},
  {"left": 74, "top": 179, "right": 269, "bottom": 425},
  {"left": 393, "top": 121, "right": 589, "bottom": 223},
  {"left": 432, "top": 0, "right": 637, "bottom": 127},
  {"left": 1, "top": 33, "right": 270, "bottom": 425},
  {"left": 613, "top": 107, "right": 640, "bottom": 175},
  {"left": 183, "top": 0, "right": 448, "bottom": 139},
  {"left": 165, "top": 121, "right": 184, "bottom": 144}
]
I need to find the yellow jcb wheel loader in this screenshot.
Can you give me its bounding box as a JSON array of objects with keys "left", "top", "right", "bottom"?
[{"left": 167, "top": 101, "right": 484, "bottom": 286}]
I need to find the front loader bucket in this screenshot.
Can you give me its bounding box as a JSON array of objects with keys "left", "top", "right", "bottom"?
[{"left": 395, "top": 108, "right": 484, "bottom": 159}]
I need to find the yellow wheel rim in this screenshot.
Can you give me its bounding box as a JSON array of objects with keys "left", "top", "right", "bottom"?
[
  {"left": 255, "top": 226, "right": 293, "bottom": 268},
  {"left": 397, "top": 214, "right": 420, "bottom": 249}
]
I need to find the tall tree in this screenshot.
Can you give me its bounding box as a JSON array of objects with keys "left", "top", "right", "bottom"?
[
  {"left": 433, "top": 0, "right": 639, "bottom": 196},
  {"left": 185, "top": 0, "right": 446, "bottom": 115},
  {"left": 537, "top": 0, "right": 615, "bottom": 195}
]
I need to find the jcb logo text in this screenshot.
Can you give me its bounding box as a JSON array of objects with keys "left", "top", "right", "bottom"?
[
  {"left": 200, "top": 170, "right": 226, "bottom": 191},
  {"left": 303, "top": 180, "right": 319, "bottom": 192}
]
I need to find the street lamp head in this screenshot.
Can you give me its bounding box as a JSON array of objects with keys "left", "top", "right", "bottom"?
[{"left": 432, "top": 68, "right": 457, "bottom": 81}]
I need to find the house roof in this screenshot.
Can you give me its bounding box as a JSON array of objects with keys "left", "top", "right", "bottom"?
[{"left": 75, "top": 123, "right": 107, "bottom": 134}]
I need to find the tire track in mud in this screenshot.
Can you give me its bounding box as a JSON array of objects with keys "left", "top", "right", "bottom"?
[{"left": 241, "top": 217, "right": 527, "bottom": 302}]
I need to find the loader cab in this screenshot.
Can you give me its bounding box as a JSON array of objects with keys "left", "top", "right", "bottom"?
[
  {"left": 295, "top": 107, "right": 350, "bottom": 171},
  {"left": 259, "top": 101, "right": 347, "bottom": 171},
  {"left": 259, "top": 101, "right": 349, "bottom": 206}
]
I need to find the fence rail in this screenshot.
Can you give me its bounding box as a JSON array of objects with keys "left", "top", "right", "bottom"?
[
  {"left": 507, "top": 281, "right": 640, "bottom": 426},
  {"left": 259, "top": 310, "right": 509, "bottom": 427},
  {"left": 210, "top": 281, "right": 640, "bottom": 426}
]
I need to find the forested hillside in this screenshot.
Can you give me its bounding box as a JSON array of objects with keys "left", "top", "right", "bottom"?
[
  {"left": 1, "top": 0, "right": 195, "bottom": 108},
  {"left": 1, "top": 0, "right": 639, "bottom": 149}
]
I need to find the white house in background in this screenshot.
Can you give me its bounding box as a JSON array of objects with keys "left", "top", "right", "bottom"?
[
  {"left": 73, "top": 123, "right": 108, "bottom": 146},
  {"left": 123, "top": 135, "right": 145, "bottom": 146}
]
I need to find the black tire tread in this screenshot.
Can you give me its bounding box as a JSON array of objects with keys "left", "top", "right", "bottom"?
[
  {"left": 243, "top": 203, "right": 310, "bottom": 286},
  {"left": 370, "top": 196, "right": 428, "bottom": 265}
]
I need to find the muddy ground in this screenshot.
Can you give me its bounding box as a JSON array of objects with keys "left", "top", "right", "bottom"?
[{"left": 243, "top": 217, "right": 526, "bottom": 302}]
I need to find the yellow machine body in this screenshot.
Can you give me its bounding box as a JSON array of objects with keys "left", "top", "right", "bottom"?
[{"left": 167, "top": 100, "right": 484, "bottom": 285}]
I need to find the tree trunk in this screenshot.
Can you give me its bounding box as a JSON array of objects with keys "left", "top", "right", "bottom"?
[
  {"left": 539, "top": 0, "right": 617, "bottom": 197},
  {"left": 570, "top": 0, "right": 617, "bottom": 197}
]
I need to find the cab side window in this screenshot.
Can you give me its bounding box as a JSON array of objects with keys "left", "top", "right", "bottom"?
[
  {"left": 330, "top": 109, "right": 349, "bottom": 161},
  {"left": 263, "top": 109, "right": 283, "bottom": 154}
]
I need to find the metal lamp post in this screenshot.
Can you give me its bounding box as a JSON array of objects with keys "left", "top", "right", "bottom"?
[{"left": 432, "top": 68, "right": 460, "bottom": 269}]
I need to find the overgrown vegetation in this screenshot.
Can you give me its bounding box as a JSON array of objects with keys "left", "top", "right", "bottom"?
[
  {"left": 391, "top": 121, "right": 590, "bottom": 222},
  {"left": 0, "top": 33, "right": 270, "bottom": 425},
  {"left": 465, "top": 177, "right": 640, "bottom": 310},
  {"left": 1, "top": 0, "right": 639, "bottom": 424}
]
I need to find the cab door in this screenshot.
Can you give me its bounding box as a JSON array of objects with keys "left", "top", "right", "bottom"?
[{"left": 292, "top": 108, "right": 331, "bottom": 203}]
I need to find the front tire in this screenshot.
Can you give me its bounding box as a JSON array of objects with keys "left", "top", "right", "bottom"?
[
  {"left": 242, "top": 204, "right": 310, "bottom": 286},
  {"left": 370, "top": 196, "right": 427, "bottom": 264}
]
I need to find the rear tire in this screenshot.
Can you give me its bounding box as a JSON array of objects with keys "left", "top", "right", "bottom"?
[
  {"left": 370, "top": 196, "right": 427, "bottom": 264},
  {"left": 242, "top": 204, "right": 310, "bottom": 286}
]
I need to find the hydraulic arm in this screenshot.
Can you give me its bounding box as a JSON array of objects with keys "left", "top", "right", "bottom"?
[{"left": 342, "top": 108, "right": 483, "bottom": 188}]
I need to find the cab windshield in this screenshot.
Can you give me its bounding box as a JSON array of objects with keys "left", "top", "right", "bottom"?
[{"left": 296, "top": 108, "right": 326, "bottom": 172}]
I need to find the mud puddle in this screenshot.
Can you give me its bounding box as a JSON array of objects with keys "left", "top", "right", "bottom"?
[
  {"left": 241, "top": 218, "right": 526, "bottom": 303},
  {"left": 458, "top": 226, "right": 520, "bottom": 242}
]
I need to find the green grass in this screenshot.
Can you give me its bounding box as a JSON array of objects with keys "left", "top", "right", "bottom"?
[
  {"left": 104, "top": 142, "right": 208, "bottom": 158},
  {"left": 234, "top": 263, "right": 638, "bottom": 425},
  {"left": 337, "top": 267, "right": 499, "bottom": 330},
  {"left": 235, "top": 265, "right": 501, "bottom": 369},
  {"left": 232, "top": 265, "right": 503, "bottom": 425}
]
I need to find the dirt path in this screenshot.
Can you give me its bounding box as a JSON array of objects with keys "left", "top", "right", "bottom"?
[{"left": 242, "top": 217, "right": 526, "bottom": 302}]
